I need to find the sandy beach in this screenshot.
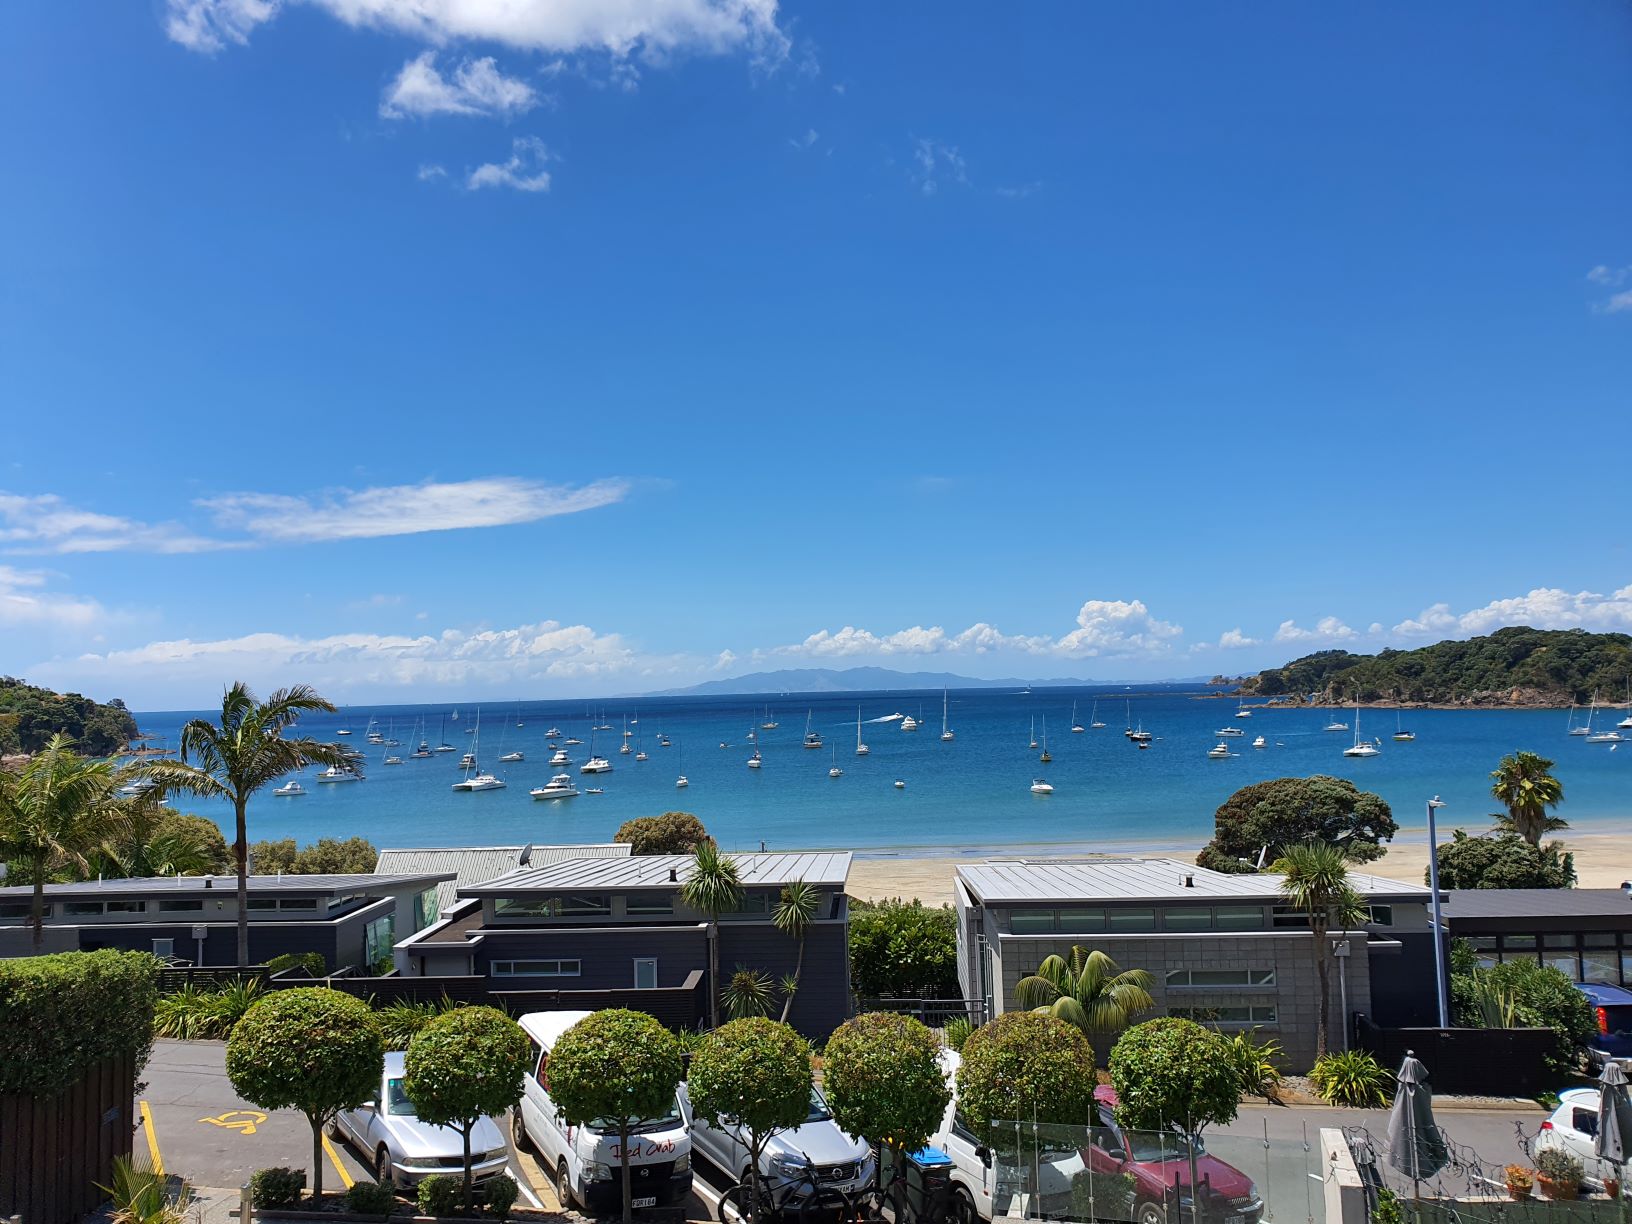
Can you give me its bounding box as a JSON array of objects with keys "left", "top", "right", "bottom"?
[{"left": 845, "top": 829, "right": 1632, "bottom": 904}]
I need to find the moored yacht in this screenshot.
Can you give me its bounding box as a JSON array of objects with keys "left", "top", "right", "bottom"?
[
  {"left": 1207, "top": 741, "right": 1232, "bottom": 759},
  {"left": 1215, "top": 726, "right": 1245, "bottom": 737},
  {"left": 530, "top": 773, "right": 580, "bottom": 800},
  {"left": 1586, "top": 730, "right": 1625, "bottom": 744},
  {"left": 458, "top": 752, "right": 477, "bottom": 770},
  {"left": 580, "top": 755, "right": 613, "bottom": 774},
  {"left": 545, "top": 726, "right": 562, "bottom": 738},
  {"left": 1070, "top": 701, "right": 1084, "bottom": 734},
  {"left": 1030, "top": 778, "right": 1054, "bottom": 794},
  {"left": 549, "top": 747, "right": 571, "bottom": 766},
  {"left": 1252, "top": 735, "right": 1267, "bottom": 749},
  {"left": 803, "top": 711, "right": 823, "bottom": 749},
  {"left": 900, "top": 713, "right": 918, "bottom": 732},
  {"left": 316, "top": 764, "right": 363, "bottom": 783},
  {"left": 499, "top": 751, "right": 524, "bottom": 763},
  {"left": 453, "top": 772, "right": 506, "bottom": 791},
  {"left": 273, "top": 780, "right": 305, "bottom": 796}
]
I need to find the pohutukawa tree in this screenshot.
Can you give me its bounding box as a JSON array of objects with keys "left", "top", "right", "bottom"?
[{"left": 145, "top": 683, "right": 349, "bottom": 966}]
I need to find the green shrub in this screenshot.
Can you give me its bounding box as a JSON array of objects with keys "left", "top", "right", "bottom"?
[
  {"left": 943, "top": 1016, "right": 973, "bottom": 1053},
  {"left": 1372, "top": 1187, "right": 1404, "bottom": 1224},
  {"left": 848, "top": 899, "right": 959, "bottom": 998},
  {"left": 1071, "top": 1169, "right": 1136, "bottom": 1221},
  {"left": 1537, "top": 1148, "right": 1584, "bottom": 1187},
  {"left": 1108, "top": 1018, "right": 1239, "bottom": 1134},
  {"left": 344, "top": 1181, "right": 397, "bottom": 1216},
  {"left": 1220, "top": 1029, "right": 1284, "bottom": 1099},
  {"left": 97, "top": 1155, "right": 193, "bottom": 1224},
  {"left": 1450, "top": 959, "right": 1592, "bottom": 1075},
  {"left": 249, "top": 1168, "right": 306, "bottom": 1210},
  {"left": 957, "top": 1012, "right": 1096, "bottom": 1136},
  {"left": 482, "top": 1175, "right": 518, "bottom": 1219},
  {"left": 0, "top": 949, "right": 159, "bottom": 1096},
  {"left": 374, "top": 999, "right": 461, "bottom": 1050},
  {"left": 266, "top": 952, "right": 327, "bottom": 977},
  {"left": 153, "top": 978, "right": 266, "bottom": 1040},
  {"left": 1310, "top": 1050, "right": 1391, "bottom": 1108},
  {"left": 417, "top": 1175, "right": 461, "bottom": 1217}
]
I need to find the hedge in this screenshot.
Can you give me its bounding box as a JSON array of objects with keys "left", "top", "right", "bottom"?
[{"left": 0, "top": 949, "right": 160, "bottom": 1096}]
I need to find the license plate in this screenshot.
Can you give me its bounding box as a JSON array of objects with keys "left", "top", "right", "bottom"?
[{"left": 632, "top": 1197, "right": 657, "bottom": 1208}]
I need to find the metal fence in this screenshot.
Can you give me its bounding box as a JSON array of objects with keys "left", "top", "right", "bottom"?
[{"left": 857, "top": 997, "right": 985, "bottom": 1026}]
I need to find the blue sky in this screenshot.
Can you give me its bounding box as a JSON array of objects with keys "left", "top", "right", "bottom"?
[{"left": 2, "top": 1, "right": 1630, "bottom": 708}]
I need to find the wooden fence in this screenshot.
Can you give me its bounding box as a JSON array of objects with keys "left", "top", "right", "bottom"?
[
  {"left": 154, "top": 964, "right": 268, "bottom": 992},
  {"left": 0, "top": 1052, "right": 136, "bottom": 1224},
  {"left": 1354, "top": 1014, "right": 1559, "bottom": 1095}
]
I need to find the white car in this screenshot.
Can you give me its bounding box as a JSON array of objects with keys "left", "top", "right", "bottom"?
[
  {"left": 331, "top": 1052, "right": 511, "bottom": 1187},
  {"left": 1536, "top": 1088, "right": 1616, "bottom": 1189},
  {"left": 678, "top": 1081, "right": 873, "bottom": 1201}
]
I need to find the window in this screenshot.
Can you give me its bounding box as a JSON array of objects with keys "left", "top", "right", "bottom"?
[
  {"left": 492, "top": 960, "right": 581, "bottom": 978},
  {"left": 1169, "top": 1004, "right": 1278, "bottom": 1025},
  {"left": 634, "top": 958, "right": 658, "bottom": 989},
  {"left": 1545, "top": 951, "right": 1580, "bottom": 980},
  {"left": 65, "top": 902, "right": 105, "bottom": 916},
  {"left": 1214, "top": 906, "right": 1264, "bottom": 931},
  {"left": 1162, "top": 908, "right": 1213, "bottom": 932},
  {"left": 1010, "top": 911, "right": 1055, "bottom": 934},
  {"left": 1058, "top": 908, "right": 1105, "bottom": 933},
  {"left": 1572, "top": 1109, "right": 1600, "bottom": 1138},
  {"left": 1583, "top": 952, "right": 1619, "bottom": 984},
  {"left": 1543, "top": 935, "right": 1577, "bottom": 949},
  {"left": 106, "top": 900, "right": 145, "bottom": 913},
  {"left": 1367, "top": 906, "right": 1394, "bottom": 927},
  {"left": 1166, "top": 968, "right": 1275, "bottom": 988},
  {"left": 152, "top": 938, "right": 175, "bottom": 958},
  {"left": 627, "top": 895, "right": 675, "bottom": 916},
  {"left": 1271, "top": 907, "right": 1311, "bottom": 928},
  {"left": 0, "top": 902, "right": 41, "bottom": 919},
  {"left": 249, "top": 897, "right": 319, "bottom": 912},
  {"left": 1585, "top": 933, "right": 1618, "bottom": 948},
  {"left": 494, "top": 895, "right": 611, "bottom": 919},
  {"left": 415, "top": 887, "right": 439, "bottom": 931},
  {"left": 364, "top": 914, "right": 396, "bottom": 972},
  {"left": 1503, "top": 935, "right": 1538, "bottom": 950},
  {"left": 1106, "top": 908, "right": 1155, "bottom": 933},
  {"left": 728, "top": 892, "right": 772, "bottom": 916},
  {"left": 159, "top": 899, "right": 204, "bottom": 913}
]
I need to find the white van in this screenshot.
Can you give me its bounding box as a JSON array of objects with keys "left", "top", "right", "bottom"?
[{"left": 514, "top": 1010, "right": 694, "bottom": 1214}]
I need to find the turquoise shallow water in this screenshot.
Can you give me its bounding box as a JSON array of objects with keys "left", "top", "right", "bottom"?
[{"left": 131, "top": 685, "right": 1632, "bottom": 856}]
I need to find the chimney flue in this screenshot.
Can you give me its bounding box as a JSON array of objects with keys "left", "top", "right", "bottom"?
[
  {"left": 1184, "top": 873, "right": 1195, "bottom": 888},
  {"left": 669, "top": 868, "right": 678, "bottom": 883}
]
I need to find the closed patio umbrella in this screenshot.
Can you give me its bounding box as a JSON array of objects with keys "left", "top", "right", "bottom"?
[
  {"left": 1386, "top": 1051, "right": 1450, "bottom": 1188},
  {"left": 1595, "top": 1062, "right": 1632, "bottom": 1182}
]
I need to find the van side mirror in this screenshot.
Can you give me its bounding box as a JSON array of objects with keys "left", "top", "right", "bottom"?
[{"left": 975, "top": 1145, "right": 991, "bottom": 1168}]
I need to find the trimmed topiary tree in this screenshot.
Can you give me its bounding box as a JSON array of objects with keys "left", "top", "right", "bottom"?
[
  {"left": 687, "top": 1017, "right": 814, "bottom": 1221},
  {"left": 404, "top": 1006, "right": 531, "bottom": 1214},
  {"left": 956, "top": 1011, "right": 1097, "bottom": 1136},
  {"left": 1109, "top": 1018, "right": 1241, "bottom": 1216},
  {"left": 226, "top": 988, "right": 384, "bottom": 1201},
  {"left": 824, "top": 1013, "right": 952, "bottom": 1221},
  {"left": 545, "top": 1009, "right": 685, "bottom": 1224}
]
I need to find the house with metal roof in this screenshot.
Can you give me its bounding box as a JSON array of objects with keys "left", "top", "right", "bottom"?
[
  {"left": 394, "top": 851, "right": 853, "bottom": 1037},
  {"left": 374, "top": 843, "right": 631, "bottom": 912},
  {"left": 954, "top": 856, "right": 1441, "bottom": 1070},
  {"left": 0, "top": 871, "right": 452, "bottom": 972},
  {"left": 1444, "top": 888, "right": 1632, "bottom": 985}
]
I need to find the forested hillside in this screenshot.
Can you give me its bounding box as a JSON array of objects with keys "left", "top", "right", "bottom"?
[
  {"left": 1243, "top": 627, "right": 1632, "bottom": 705},
  {"left": 0, "top": 677, "right": 139, "bottom": 756}
]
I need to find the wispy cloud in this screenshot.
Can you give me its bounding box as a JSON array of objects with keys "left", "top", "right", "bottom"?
[
  {"left": 1586, "top": 265, "right": 1632, "bottom": 313},
  {"left": 0, "top": 492, "right": 232, "bottom": 555},
  {"left": 164, "top": 0, "right": 791, "bottom": 69},
  {"left": 1273, "top": 617, "right": 1358, "bottom": 645},
  {"left": 787, "top": 128, "right": 818, "bottom": 150},
  {"left": 381, "top": 51, "right": 539, "bottom": 119},
  {"left": 0, "top": 566, "right": 106, "bottom": 628},
  {"left": 199, "top": 476, "right": 627, "bottom": 543},
  {"left": 767, "top": 599, "right": 1182, "bottom": 663},
  {"left": 910, "top": 138, "right": 968, "bottom": 196},
  {"left": 417, "top": 163, "right": 447, "bottom": 181},
  {"left": 996, "top": 181, "right": 1042, "bottom": 200},
  {"left": 467, "top": 137, "right": 554, "bottom": 193},
  {"left": 1588, "top": 265, "right": 1630, "bottom": 287}
]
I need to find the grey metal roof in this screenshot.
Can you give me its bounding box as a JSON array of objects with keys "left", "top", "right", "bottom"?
[
  {"left": 1444, "top": 889, "right": 1632, "bottom": 920},
  {"left": 956, "top": 857, "right": 1432, "bottom": 905},
  {"left": 460, "top": 851, "right": 852, "bottom": 896},
  {"left": 0, "top": 872, "right": 452, "bottom": 900},
  {"left": 376, "top": 844, "right": 631, "bottom": 910}
]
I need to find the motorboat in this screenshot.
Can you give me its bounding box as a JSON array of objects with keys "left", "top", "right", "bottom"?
[
  {"left": 585, "top": 787, "right": 605, "bottom": 794},
  {"left": 940, "top": 690, "right": 955, "bottom": 741},
  {"left": 803, "top": 711, "right": 823, "bottom": 749},
  {"left": 549, "top": 748, "right": 571, "bottom": 766},
  {"left": 1252, "top": 735, "right": 1267, "bottom": 749},
  {"left": 545, "top": 727, "right": 562, "bottom": 738},
  {"left": 564, "top": 736, "right": 583, "bottom": 746},
  {"left": 458, "top": 752, "right": 477, "bottom": 770},
  {"left": 635, "top": 749, "right": 648, "bottom": 761},
  {"left": 658, "top": 734, "right": 671, "bottom": 747},
  {"left": 1207, "top": 742, "right": 1232, "bottom": 759},
  {"left": 1215, "top": 726, "right": 1245, "bottom": 737},
  {"left": 675, "top": 775, "right": 689, "bottom": 788},
  {"left": 383, "top": 755, "right": 403, "bottom": 766},
  {"left": 900, "top": 713, "right": 918, "bottom": 732},
  {"left": 1587, "top": 731, "right": 1626, "bottom": 744},
  {"left": 117, "top": 778, "right": 159, "bottom": 799},
  {"left": 1127, "top": 727, "right": 1153, "bottom": 743},
  {"left": 273, "top": 780, "right": 305, "bottom": 796},
  {"left": 530, "top": 774, "right": 580, "bottom": 800},
  {"left": 316, "top": 765, "right": 363, "bottom": 783},
  {"left": 336, "top": 728, "right": 352, "bottom": 736},
  {"left": 1030, "top": 779, "right": 1054, "bottom": 794},
  {"left": 453, "top": 772, "right": 506, "bottom": 791},
  {"left": 1070, "top": 701, "right": 1084, "bottom": 734},
  {"left": 1137, "top": 740, "right": 1150, "bottom": 750},
  {"left": 580, "top": 756, "right": 613, "bottom": 774},
  {"left": 499, "top": 751, "right": 524, "bottom": 763},
  {"left": 747, "top": 748, "right": 762, "bottom": 769},
  {"left": 894, "top": 779, "right": 906, "bottom": 789}
]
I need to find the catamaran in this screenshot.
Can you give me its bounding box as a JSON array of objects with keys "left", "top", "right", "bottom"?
[{"left": 1343, "top": 701, "right": 1380, "bottom": 757}]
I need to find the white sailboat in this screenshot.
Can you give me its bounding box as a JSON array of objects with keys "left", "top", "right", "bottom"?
[
  {"left": 1070, "top": 701, "right": 1085, "bottom": 734},
  {"left": 1039, "top": 716, "right": 1051, "bottom": 763},
  {"left": 940, "top": 690, "right": 954, "bottom": 741},
  {"left": 1619, "top": 678, "right": 1632, "bottom": 729},
  {"left": 1235, "top": 698, "right": 1251, "bottom": 719},
  {"left": 1089, "top": 700, "right": 1105, "bottom": 729},
  {"left": 1566, "top": 701, "right": 1589, "bottom": 736},
  {"left": 829, "top": 745, "right": 842, "bottom": 778},
  {"left": 1029, "top": 715, "right": 1038, "bottom": 750},
  {"left": 803, "top": 711, "right": 823, "bottom": 749},
  {"left": 856, "top": 707, "right": 869, "bottom": 756},
  {"left": 1392, "top": 710, "right": 1415, "bottom": 742},
  {"left": 1573, "top": 694, "right": 1600, "bottom": 738},
  {"left": 1342, "top": 700, "right": 1380, "bottom": 758},
  {"left": 675, "top": 743, "right": 688, "bottom": 789},
  {"left": 761, "top": 707, "right": 779, "bottom": 730}
]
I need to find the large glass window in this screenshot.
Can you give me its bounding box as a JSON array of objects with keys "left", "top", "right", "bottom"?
[
  {"left": 363, "top": 913, "right": 396, "bottom": 972},
  {"left": 1544, "top": 951, "right": 1580, "bottom": 980},
  {"left": 0, "top": 901, "right": 44, "bottom": 919},
  {"left": 1166, "top": 968, "right": 1275, "bottom": 988},
  {"left": 65, "top": 902, "right": 105, "bottom": 916},
  {"left": 1584, "top": 951, "right": 1619, "bottom": 984},
  {"left": 494, "top": 894, "right": 611, "bottom": 918},
  {"left": 1169, "top": 1004, "right": 1278, "bottom": 1025},
  {"left": 627, "top": 895, "right": 675, "bottom": 916},
  {"left": 1162, "top": 909, "right": 1213, "bottom": 932},
  {"left": 1214, "top": 906, "right": 1264, "bottom": 931},
  {"left": 415, "top": 887, "right": 439, "bottom": 931},
  {"left": 106, "top": 900, "right": 146, "bottom": 913},
  {"left": 1058, "top": 909, "right": 1105, "bottom": 933},
  {"left": 160, "top": 899, "right": 204, "bottom": 913},
  {"left": 1106, "top": 908, "right": 1155, "bottom": 933},
  {"left": 1009, "top": 911, "right": 1055, "bottom": 933},
  {"left": 492, "top": 960, "right": 581, "bottom": 977}
]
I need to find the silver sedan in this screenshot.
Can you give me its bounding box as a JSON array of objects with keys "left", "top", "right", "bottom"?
[{"left": 331, "top": 1052, "right": 511, "bottom": 1187}]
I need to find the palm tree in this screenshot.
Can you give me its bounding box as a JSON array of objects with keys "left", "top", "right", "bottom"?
[
  {"left": 0, "top": 735, "right": 127, "bottom": 949},
  {"left": 1490, "top": 751, "right": 1565, "bottom": 846},
  {"left": 772, "top": 878, "right": 820, "bottom": 1024},
  {"left": 1273, "top": 841, "right": 1368, "bottom": 1058},
  {"left": 1013, "top": 946, "right": 1155, "bottom": 1034},
  {"left": 144, "top": 683, "right": 347, "bottom": 966},
  {"left": 679, "top": 841, "right": 743, "bottom": 1028}
]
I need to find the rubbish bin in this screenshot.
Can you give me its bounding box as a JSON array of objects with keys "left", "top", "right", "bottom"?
[{"left": 898, "top": 1146, "right": 954, "bottom": 1221}]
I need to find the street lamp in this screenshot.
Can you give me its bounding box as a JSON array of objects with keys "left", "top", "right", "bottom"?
[{"left": 1426, "top": 795, "right": 1450, "bottom": 1028}]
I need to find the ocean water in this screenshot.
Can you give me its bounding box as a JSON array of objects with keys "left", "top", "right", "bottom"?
[{"left": 130, "top": 686, "right": 1632, "bottom": 858}]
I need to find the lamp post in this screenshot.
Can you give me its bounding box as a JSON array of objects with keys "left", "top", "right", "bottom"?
[{"left": 1426, "top": 795, "right": 1450, "bottom": 1028}]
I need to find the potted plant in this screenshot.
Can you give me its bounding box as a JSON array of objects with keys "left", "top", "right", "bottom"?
[
  {"left": 1606, "top": 1174, "right": 1621, "bottom": 1200},
  {"left": 1503, "top": 1165, "right": 1535, "bottom": 1201},
  {"left": 1536, "top": 1149, "right": 1584, "bottom": 1201}
]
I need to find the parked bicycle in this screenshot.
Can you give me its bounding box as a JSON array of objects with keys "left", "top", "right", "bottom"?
[{"left": 717, "top": 1158, "right": 859, "bottom": 1224}]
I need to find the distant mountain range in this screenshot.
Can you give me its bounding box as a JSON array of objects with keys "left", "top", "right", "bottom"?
[{"left": 646, "top": 666, "right": 1116, "bottom": 697}]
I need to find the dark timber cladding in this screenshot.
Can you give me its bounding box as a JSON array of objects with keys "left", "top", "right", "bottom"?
[{"left": 0, "top": 1052, "right": 136, "bottom": 1224}]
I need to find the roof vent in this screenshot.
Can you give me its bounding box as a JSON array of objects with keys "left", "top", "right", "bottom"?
[
  {"left": 1184, "top": 873, "right": 1195, "bottom": 889},
  {"left": 204, "top": 877, "right": 213, "bottom": 889},
  {"left": 669, "top": 868, "right": 679, "bottom": 883}
]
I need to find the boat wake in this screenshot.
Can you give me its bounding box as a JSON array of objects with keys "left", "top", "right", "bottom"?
[{"left": 867, "top": 713, "right": 905, "bottom": 724}]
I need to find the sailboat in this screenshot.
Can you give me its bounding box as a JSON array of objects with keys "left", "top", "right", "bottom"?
[
  {"left": 761, "top": 707, "right": 779, "bottom": 730},
  {"left": 940, "top": 690, "right": 954, "bottom": 742},
  {"left": 1392, "top": 710, "right": 1415, "bottom": 742},
  {"left": 1620, "top": 678, "right": 1632, "bottom": 729},
  {"left": 1571, "top": 694, "right": 1599, "bottom": 738},
  {"left": 453, "top": 712, "right": 507, "bottom": 789},
  {"left": 1343, "top": 699, "right": 1379, "bottom": 758},
  {"left": 1089, "top": 700, "right": 1105, "bottom": 729},
  {"left": 856, "top": 708, "right": 869, "bottom": 756},
  {"left": 829, "top": 745, "right": 843, "bottom": 778},
  {"left": 675, "top": 743, "right": 688, "bottom": 789},
  {"left": 619, "top": 716, "right": 632, "bottom": 754},
  {"left": 1235, "top": 698, "right": 1251, "bottom": 719},
  {"left": 635, "top": 729, "right": 648, "bottom": 762},
  {"left": 1323, "top": 697, "right": 1349, "bottom": 732},
  {"left": 1029, "top": 715, "right": 1038, "bottom": 750},
  {"left": 803, "top": 711, "right": 823, "bottom": 749},
  {"left": 1070, "top": 701, "right": 1085, "bottom": 734},
  {"left": 1039, "top": 716, "right": 1052, "bottom": 763}
]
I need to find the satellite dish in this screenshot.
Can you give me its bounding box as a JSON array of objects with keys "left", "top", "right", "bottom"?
[{"left": 518, "top": 843, "right": 533, "bottom": 867}]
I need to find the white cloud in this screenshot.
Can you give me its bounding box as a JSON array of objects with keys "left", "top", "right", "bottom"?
[
  {"left": 995, "top": 181, "right": 1042, "bottom": 200},
  {"left": 1588, "top": 265, "right": 1629, "bottom": 287},
  {"left": 164, "top": 0, "right": 790, "bottom": 68},
  {"left": 0, "top": 566, "right": 105, "bottom": 628},
  {"left": 1216, "top": 627, "right": 1258, "bottom": 649},
  {"left": 467, "top": 137, "right": 554, "bottom": 193},
  {"left": 713, "top": 649, "right": 737, "bottom": 671},
  {"left": 771, "top": 599, "right": 1181, "bottom": 663},
  {"left": 1607, "top": 291, "right": 1632, "bottom": 315},
  {"left": 199, "top": 476, "right": 625, "bottom": 542},
  {"left": 910, "top": 138, "right": 968, "bottom": 196},
  {"left": 417, "top": 163, "right": 448, "bottom": 181},
  {"left": 0, "top": 492, "right": 232, "bottom": 555},
  {"left": 1395, "top": 586, "right": 1632, "bottom": 638},
  {"left": 788, "top": 128, "right": 818, "bottom": 150},
  {"left": 1273, "top": 617, "right": 1358, "bottom": 645},
  {"left": 382, "top": 51, "right": 538, "bottom": 119}
]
